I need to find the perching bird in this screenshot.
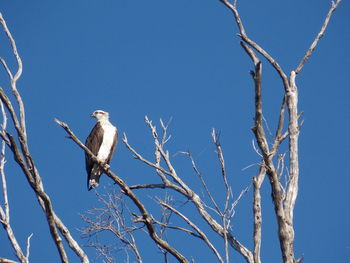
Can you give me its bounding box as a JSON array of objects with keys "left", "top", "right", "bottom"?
[{"left": 85, "top": 110, "right": 118, "bottom": 190}]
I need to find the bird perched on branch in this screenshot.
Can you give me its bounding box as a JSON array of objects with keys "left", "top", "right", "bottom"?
[{"left": 85, "top": 110, "right": 118, "bottom": 190}]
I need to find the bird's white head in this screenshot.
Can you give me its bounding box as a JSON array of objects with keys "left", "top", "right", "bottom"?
[{"left": 91, "top": 110, "right": 109, "bottom": 121}]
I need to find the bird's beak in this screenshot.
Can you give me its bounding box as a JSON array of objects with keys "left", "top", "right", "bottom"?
[{"left": 90, "top": 114, "right": 94, "bottom": 118}]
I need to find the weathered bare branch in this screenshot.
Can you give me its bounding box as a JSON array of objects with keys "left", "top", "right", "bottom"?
[
  {"left": 129, "top": 183, "right": 167, "bottom": 190},
  {"left": 25, "top": 234, "right": 33, "bottom": 262},
  {"left": 159, "top": 201, "right": 224, "bottom": 263},
  {"left": 0, "top": 13, "right": 89, "bottom": 263},
  {"left": 247, "top": 54, "right": 270, "bottom": 156},
  {"left": 227, "top": 185, "right": 250, "bottom": 222},
  {"left": 0, "top": 208, "right": 26, "bottom": 263},
  {"left": 220, "top": 1, "right": 289, "bottom": 90},
  {"left": 211, "top": 129, "right": 231, "bottom": 205},
  {"left": 81, "top": 191, "right": 142, "bottom": 262},
  {"left": 271, "top": 95, "right": 288, "bottom": 156},
  {"left": 0, "top": 258, "right": 18, "bottom": 263},
  {"left": 0, "top": 70, "right": 28, "bottom": 263},
  {"left": 0, "top": 13, "right": 26, "bottom": 140},
  {"left": 154, "top": 219, "right": 201, "bottom": 239},
  {"left": 181, "top": 151, "right": 221, "bottom": 216},
  {"left": 211, "top": 129, "right": 231, "bottom": 263},
  {"left": 0, "top": 98, "right": 9, "bottom": 219},
  {"left": 5, "top": 123, "right": 68, "bottom": 263},
  {"left": 284, "top": 71, "right": 299, "bottom": 222},
  {"left": 252, "top": 165, "right": 265, "bottom": 263},
  {"left": 295, "top": 0, "right": 342, "bottom": 74},
  {"left": 123, "top": 133, "right": 172, "bottom": 177}
]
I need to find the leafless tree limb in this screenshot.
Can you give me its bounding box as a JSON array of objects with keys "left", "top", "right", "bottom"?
[
  {"left": 129, "top": 183, "right": 167, "bottom": 190},
  {"left": 25, "top": 234, "right": 33, "bottom": 262},
  {"left": 84, "top": 242, "right": 115, "bottom": 263},
  {"left": 284, "top": 71, "right": 299, "bottom": 222},
  {"left": 252, "top": 165, "right": 265, "bottom": 263},
  {"left": 211, "top": 129, "right": 231, "bottom": 263},
  {"left": 0, "top": 76, "right": 28, "bottom": 263},
  {"left": 221, "top": 1, "right": 289, "bottom": 90},
  {"left": 153, "top": 219, "right": 201, "bottom": 239},
  {"left": 80, "top": 191, "right": 142, "bottom": 263},
  {"left": 227, "top": 185, "right": 250, "bottom": 223},
  {"left": 271, "top": 95, "right": 288, "bottom": 156},
  {"left": 159, "top": 201, "right": 224, "bottom": 263},
  {"left": 0, "top": 13, "right": 26, "bottom": 140},
  {"left": 180, "top": 151, "right": 221, "bottom": 216},
  {"left": 295, "top": 0, "right": 341, "bottom": 74},
  {"left": 0, "top": 258, "right": 19, "bottom": 263},
  {"left": 0, "top": 13, "right": 89, "bottom": 263}
]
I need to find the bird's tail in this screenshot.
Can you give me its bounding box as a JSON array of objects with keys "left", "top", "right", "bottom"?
[{"left": 88, "top": 165, "right": 102, "bottom": 191}]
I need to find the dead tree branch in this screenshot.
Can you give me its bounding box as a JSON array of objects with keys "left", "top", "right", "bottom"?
[
  {"left": 295, "top": 0, "right": 342, "bottom": 74},
  {"left": 0, "top": 258, "right": 19, "bottom": 263},
  {"left": 0, "top": 100, "right": 29, "bottom": 263},
  {"left": 220, "top": 0, "right": 289, "bottom": 90},
  {"left": 0, "top": 98, "right": 28, "bottom": 263},
  {"left": 159, "top": 201, "right": 224, "bottom": 263},
  {"left": 0, "top": 13, "right": 26, "bottom": 140},
  {"left": 181, "top": 151, "right": 221, "bottom": 216},
  {"left": 0, "top": 13, "right": 88, "bottom": 263},
  {"left": 252, "top": 165, "right": 266, "bottom": 263},
  {"left": 80, "top": 191, "right": 142, "bottom": 262}
]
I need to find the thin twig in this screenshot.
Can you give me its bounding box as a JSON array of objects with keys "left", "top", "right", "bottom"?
[
  {"left": 182, "top": 151, "right": 221, "bottom": 215},
  {"left": 159, "top": 201, "right": 224, "bottom": 263},
  {"left": 211, "top": 129, "right": 231, "bottom": 263},
  {"left": 25, "top": 234, "right": 33, "bottom": 260},
  {"left": 0, "top": 13, "right": 26, "bottom": 140},
  {"left": 295, "top": 0, "right": 342, "bottom": 74}
]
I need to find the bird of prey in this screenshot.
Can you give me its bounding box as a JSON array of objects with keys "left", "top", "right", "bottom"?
[{"left": 85, "top": 110, "right": 118, "bottom": 190}]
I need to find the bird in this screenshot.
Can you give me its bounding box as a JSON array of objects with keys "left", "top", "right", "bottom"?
[{"left": 85, "top": 110, "right": 118, "bottom": 190}]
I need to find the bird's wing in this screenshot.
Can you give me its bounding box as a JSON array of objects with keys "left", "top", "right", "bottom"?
[{"left": 85, "top": 122, "right": 104, "bottom": 174}]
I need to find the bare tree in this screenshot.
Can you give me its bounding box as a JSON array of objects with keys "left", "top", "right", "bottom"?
[{"left": 0, "top": 0, "right": 342, "bottom": 263}]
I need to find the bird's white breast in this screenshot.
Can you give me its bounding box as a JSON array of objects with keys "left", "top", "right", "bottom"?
[{"left": 97, "top": 121, "right": 117, "bottom": 161}]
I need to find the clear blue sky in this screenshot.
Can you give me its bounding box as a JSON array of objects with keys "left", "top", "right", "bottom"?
[{"left": 0, "top": 0, "right": 349, "bottom": 262}]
